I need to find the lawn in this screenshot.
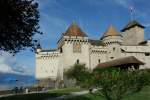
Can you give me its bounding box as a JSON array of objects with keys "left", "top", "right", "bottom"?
[
  {"left": 0, "top": 93, "right": 63, "bottom": 100},
  {"left": 1, "top": 87, "right": 150, "bottom": 100},
  {"left": 65, "top": 86, "right": 150, "bottom": 100},
  {"left": 0, "top": 87, "right": 82, "bottom": 100},
  {"left": 48, "top": 87, "right": 82, "bottom": 93}
]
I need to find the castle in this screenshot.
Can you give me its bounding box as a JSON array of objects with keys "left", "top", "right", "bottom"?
[{"left": 35, "top": 20, "right": 150, "bottom": 82}]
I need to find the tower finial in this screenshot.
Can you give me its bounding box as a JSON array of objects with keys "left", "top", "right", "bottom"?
[
  {"left": 72, "top": 20, "right": 77, "bottom": 25},
  {"left": 129, "top": 5, "right": 135, "bottom": 21}
]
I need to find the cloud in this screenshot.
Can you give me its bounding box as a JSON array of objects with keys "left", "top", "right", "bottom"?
[
  {"left": 113, "top": 0, "right": 130, "bottom": 8},
  {"left": 144, "top": 23, "right": 150, "bottom": 27},
  {"left": 37, "top": 0, "right": 59, "bottom": 9},
  {"left": 83, "top": 0, "right": 130, "bottom": 7},
  {"left": 0, "top": 51, "right": 34, "bottom": 76}
]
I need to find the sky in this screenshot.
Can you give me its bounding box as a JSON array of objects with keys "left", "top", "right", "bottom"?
[{"left": 0, "top": 0, "right": 150, "bottom": 89}]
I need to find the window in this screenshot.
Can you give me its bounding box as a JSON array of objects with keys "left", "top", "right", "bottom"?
[
  {"left": 110, "top": 57, "right": 114, "bottom": 59},
  {"left": 73, "top": 44, "right": 81, "bottom": 53},
  {"left": 98, "top": 59, "right": 101, "bottom": 63},
  {"left": 145, "top": 53, "right": 150, "bottom": 56},
  {"left": 60, "top": 47, "right": 63, "bottom": 53},
  {"left": 113, "top": 47, "right": 115, "bottom": 51},
  {"left": 76, "top": 59, "right": 79, "bottom": 64}
]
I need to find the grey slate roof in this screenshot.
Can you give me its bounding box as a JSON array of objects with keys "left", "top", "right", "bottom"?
[
  {"left": 88, "top": 39, "right": 105, "bottom": 46},
  {"left": 121, "top": 20, "right": 145, "bottom": 32},
  {"left": 42, "top": 49, "right": 57, "bottom": 52}
]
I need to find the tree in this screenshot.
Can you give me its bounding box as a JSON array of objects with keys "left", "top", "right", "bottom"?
[
  {"left": 65, "top": 64, "right": 93, "bottom": 88},
  {"left": 65, "top": 64, "right": 150, "bottom": 100},
  {"left": 93, "top": 68, "right": 150, "bottom": 100},
  {"left": 0, "top": 0, "right": 42, "bottom": 53}
]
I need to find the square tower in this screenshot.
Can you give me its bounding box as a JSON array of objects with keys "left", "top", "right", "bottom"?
[{"left": 121, "top": 21, "right": 145, "bottom": 45}]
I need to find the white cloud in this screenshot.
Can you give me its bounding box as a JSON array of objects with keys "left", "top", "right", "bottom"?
[
  {"left": 0, "top": 64, "right": 14, "bottom": 73},
  {"left": 37, "top": 0, "right": 59, "bottom": 10},
  {"left": 0, "top": 51, "right": 34, "bottom": 76},
  {"left": 113, "top": 0, "right": 130, "bottom": 8},
  {"left": 144, "top": 23, "right": 150, "bottom": 27}
]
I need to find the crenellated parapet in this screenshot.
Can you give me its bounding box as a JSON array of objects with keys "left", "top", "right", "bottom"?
[
  {"left": 90, "top": 47, "right": 107, "bottom": 54},
  {"left": 36, "top": 50, "right": 60, "bottom": 60},
  {"left": 58, "top": 35, "right": 88, "bottom": 48},
  {"left": 102, "top": 36, "right": 123, "bottom": 46}
]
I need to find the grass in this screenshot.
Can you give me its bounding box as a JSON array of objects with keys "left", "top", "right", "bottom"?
[
  {"left": 0, "top": 87, "right": 82, "bottom": 100},
  {"left": 48, "top": 87, "right": 82, "bottom": 93},
  {"left": 0, "top": 93, "right": 63, "bottom": 100},
  {"left": 65, "top": 93, "right": 104, "bottom": 100},
  {"left": 1, "top": 87, "right": 150, "bottom": 100},
  {"left": 123, "top": 86, "right": 150, "bottom": 100},
  {"left": 65, "top": 86, "right": 150, "bottom": 100}
]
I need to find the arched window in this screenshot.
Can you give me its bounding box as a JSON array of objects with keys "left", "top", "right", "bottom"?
[
  {"left": 98, "top": 59, "right": 101, "bottom": 63},
  {"left": 76, "top": 59, "right": 79, "bottom": 64}
]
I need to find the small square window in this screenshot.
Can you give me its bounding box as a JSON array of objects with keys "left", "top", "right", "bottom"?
[
  {"left": 110, "top": 57, "right": 114, "bottom": 59},
  {"left": 145, "top": 53, "right": 150, "bottom": 56},
  {"left": 113, "top": 47, "right": 115, "bottom": 51}
]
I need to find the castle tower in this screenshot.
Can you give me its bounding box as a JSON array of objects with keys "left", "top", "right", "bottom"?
[
  {"left": 57, "top": 22, "right": 89, "bottom": 70},
  {"left": 101, "top": 26, "right": 123, "bottom": 61},
  {"left": 121, "top": 20, "right": 145, "bottom": 45}
]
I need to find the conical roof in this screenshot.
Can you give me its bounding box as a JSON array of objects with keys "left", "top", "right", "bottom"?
[
  {"left": 121, "top": 20, "right": 145, "bottom": 32},
  {"left": 63, "top": 22, "right": 87, "bottom": 37},
  {"left": 102, "top": 26, "right": 121, "bottom": 38}
]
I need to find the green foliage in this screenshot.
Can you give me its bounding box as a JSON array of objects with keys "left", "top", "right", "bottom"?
[
  {"left": 65, "top": 64, "right": 150, "bottom": 100},
  {"left": 0, "top": 0, "right": 41, "bottom": 53},
  {"left": 64, "top": 86, "right": 150, "bottom": 100},
  {"left": 93, "top": 68, "right": 150, "bottom": 100},
  {"left": 65, "top": 64, "right": 93, "bottom": 88}
]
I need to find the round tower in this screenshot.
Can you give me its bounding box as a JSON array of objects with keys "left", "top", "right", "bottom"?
[{"left": 101, "top": 26, "right": 123, "bottom": 60}]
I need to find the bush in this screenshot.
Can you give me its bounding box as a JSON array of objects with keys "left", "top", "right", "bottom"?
[
  {"left": 65, "top": 64, "right": 93, "bottom": 88},
  {"left": 93, "top": 68, "right": 150, "bottom": 100}
]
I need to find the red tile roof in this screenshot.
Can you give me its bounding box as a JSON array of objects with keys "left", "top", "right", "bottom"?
[
  {"left": 102, "top": 26, "right": 121, "bottom": 39},
  {"left": 63, "top": 22, "right": 87, "bottom": 37}
]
